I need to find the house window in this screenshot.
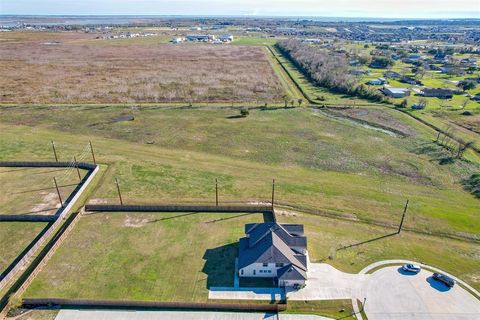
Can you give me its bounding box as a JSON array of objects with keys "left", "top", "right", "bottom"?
[
  {"left": 276, "top": 263, "right": 284, "bottom": 267},
  {"left": 263, "top": 263, "right": 268, "bottom": 267},
  {"left": 268, "top": 270, "right": 272, "bottom": 273},
  {"left": 253, "top": 270, "right": 256, "bottom": 275},
  {"left": 240, "top": 269, "right": 244, "bottom": 275}
]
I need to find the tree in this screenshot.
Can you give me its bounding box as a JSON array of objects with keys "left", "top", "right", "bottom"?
[
  {"left": 398, "top": 99, "right": 408, "bottom": 108},
  {"left": 457, "top": 80, "right": 476, "bottom": 92},
  {"left": 240, "top": 107, "right": 249, "bottom": 117}
]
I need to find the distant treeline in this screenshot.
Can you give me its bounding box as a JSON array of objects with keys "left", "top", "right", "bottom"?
[{"left": 276, "top": 39, "right": 388, "bottom": 103}]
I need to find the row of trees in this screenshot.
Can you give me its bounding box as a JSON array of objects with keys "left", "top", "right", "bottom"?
[{"left": 276, "top": 39, "right": 388, "bottom": 103}]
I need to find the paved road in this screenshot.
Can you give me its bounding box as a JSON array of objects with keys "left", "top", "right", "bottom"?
[
  {"left": 55, "top": 310, "right": 332, "bottom": 320},
  {"left": 363, "top": 266, "right": 480, "bottom": 320}
]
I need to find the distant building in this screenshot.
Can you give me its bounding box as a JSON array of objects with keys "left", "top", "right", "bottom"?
[
  {"left": 238, "top": 222, "right": 307, "bottom": 288},
  {"left": 382, "top": 86, "right": 410, "bottom": 98},
  {"left": 400, "top": 76, "right": 422, "bottom": 85},
  {"left": 384, "top": 71, "right": 401, "bottom": 79},
  {"left": 186, "top": 34, "right": 214, "bottom": 42},
  {"left": 368, "top": 78, "right": 387, "bottom": 85},
  {"left": 218, "top": 34, "right": 234, "bottom": 42},
  {"left": 351, "top": 69, "right": 370, "bottom": 75},
  {"left": 421, "top": 88, "right": 454, "bottom": 99},
  {"left": 172, "top": 37, "right": 185, "bottom": 44}
]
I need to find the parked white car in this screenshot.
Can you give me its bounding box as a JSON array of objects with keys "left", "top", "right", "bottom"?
[{"left": 402, "top": 264, "right": 421, "bottom": 273}]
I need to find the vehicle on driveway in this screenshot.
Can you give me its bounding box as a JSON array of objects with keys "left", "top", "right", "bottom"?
[
  {"left": 432, "top": 273, "right": 455, "bottom": 287},
  {"left": 402, "top": 264, "right": 421, "bottom": 273}
]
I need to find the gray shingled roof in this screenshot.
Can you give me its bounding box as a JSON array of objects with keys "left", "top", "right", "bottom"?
[
  {"left": 245, "top": 223, "right": 307, "bottom": 249},
  {"left": 277, "top": 264, "right": 307, "bottom": 280},
  {"left": 238, "top": 223, "right": 307, "bottom": 271}
]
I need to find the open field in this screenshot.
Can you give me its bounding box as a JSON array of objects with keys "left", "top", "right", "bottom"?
[
  {"left": 0, "top": 32, "right": 284, "bottom": 104},
  {"left": 0, "top": 222, "right": 48, "bottom": 275},
  {"left": 24, "top": 212, "right": 264, "bottom": 301},
  {"left": 276, "top": 211, "right": 480, "bottom": 291},
  {"left": 0, "top": 106, "right": 478, "bottom": 239},
  {"left": 0, "top": 167, "right": 87, "bottom": 216}
]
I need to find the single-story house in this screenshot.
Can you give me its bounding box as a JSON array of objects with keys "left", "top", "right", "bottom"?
[
  {"left": 384, "top": 71, "right": 401, "bottom": 79},
  {"left": 382, "top": 86, "right": 410, "bottom": 98},
  {"left": 400, "top": 76, "right": 422, "bottom": 85},
  {"left": 238, "top": 222, "right": 307, "bottom": 288},
  {"left": 421, "top": 88, "right": 453, "bottom": 99},
  {"left": 351, "top": 69, "right": 370, "bottom": 75},
  {"left": 368, "top": 78, "right": 387, "bottom": 85}
]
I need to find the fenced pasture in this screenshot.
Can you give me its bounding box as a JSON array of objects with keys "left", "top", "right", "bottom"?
[
  {"left": 0, "top": 32, "right": 285, "bottom": 104},
  {"left": 0, "top": 222, "right": 48, "bottom": 277},
  {"left": 25, "top": 212, "right": 264, "bottom": 302},
  {"left": 0, "top": 166, "right": 87, "bottom": 217}
]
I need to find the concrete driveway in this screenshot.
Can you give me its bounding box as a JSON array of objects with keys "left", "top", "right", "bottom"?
[{"left": 363, "top": 266, "right": 480, "bottom": 320}]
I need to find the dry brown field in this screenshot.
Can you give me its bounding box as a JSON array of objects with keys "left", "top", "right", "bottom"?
[{"left": 0, "top": 32, "right": 284, "bottom": 104}]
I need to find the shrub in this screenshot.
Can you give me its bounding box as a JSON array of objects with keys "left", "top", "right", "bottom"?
[{"left": 240, "top": 107, "right": 249, "bottom": 117}]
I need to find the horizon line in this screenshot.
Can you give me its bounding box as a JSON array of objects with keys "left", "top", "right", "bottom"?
[{"left": 1, "top": 14, "right": 479, "bottom": 20}]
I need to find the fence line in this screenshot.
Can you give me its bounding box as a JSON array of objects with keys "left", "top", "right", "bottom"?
[
  {"left": 0, "top": 163, "right": 99, "bottom": 294},
  {"left": 0, "top": 161, "right": 96, "bottom": 170},
  {"left": 0, "top": 215, "right": 56, "bottom": 222},
  {"left": 21, "top": 298, "right": 287, "bottom": 313}
]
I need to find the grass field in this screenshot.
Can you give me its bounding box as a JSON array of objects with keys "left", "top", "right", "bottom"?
[
  {"left": 0, "top": 106, "right": 478, "bottom": 239},
  {"left": 0, "top": 167, "right": 87, "bottom": 216},
  {"left": 0, "top": 222, "right": 48, "bottom": 275},
  {"left": 0, "top": 32, "right": 284, "bottom": 104},
  {"left": 24, "top": 212, "right": 264, "bottom": 301}
]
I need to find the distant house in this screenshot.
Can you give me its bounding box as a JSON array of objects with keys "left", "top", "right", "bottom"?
[
  {"left": 421, "top": 88, "right": 454, "bottom": 99},
  {"left": 368, "top": 78, "right": 387, "bottom": 85},
  {"left": 238, "top": 222, "right": 307, "bottom": 288},
  {"left": 351, "top": 69, "right": 370, "bottom": 75},
  {"left": 400, "top": 76, "right": 422, "bottom": 85},
  {"left": 384, "top": 71, "right": 401, "bottom": 79},
  {"left": 382, "top": 86, "right": 410, "bottom": 98}
]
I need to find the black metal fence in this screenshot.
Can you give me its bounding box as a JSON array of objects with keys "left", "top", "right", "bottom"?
[{"left": 22, "top": 298, "right": 287, "bottom": 313}]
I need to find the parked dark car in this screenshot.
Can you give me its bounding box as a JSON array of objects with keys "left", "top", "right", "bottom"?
[{"left": 432, "top": 273, "right": 455, "bottom": 287}]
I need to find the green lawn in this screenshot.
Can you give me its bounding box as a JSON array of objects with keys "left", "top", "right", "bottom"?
[
  {"left": 285, "top": 299, "right": 355, "bottom": 319},
  {"left": 24, "top": 212, "right": 264, "bottom": 301},
  {"left": 0, "top": 167, "right": 87, "bottom": 216},
  {"left": 0, "top": 222, "right": 48, "bottom": 275}
]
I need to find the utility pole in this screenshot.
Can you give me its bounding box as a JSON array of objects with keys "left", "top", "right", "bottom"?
[
  {"left": 398, "top": 199, "right": 409, "bottom": 234},
  {"left": 271, "top": 179, "right": 275, "bottom": 209},
  {"left": 74, "top": 156, "right": 81, "bottom": 181},
  {"left": 51, "top": 140, "right": 58, "bottom": 162},
  {"left": 53, "top": 177, "right": 63, "bottom": 207},
  {"left": 435, "top": 132, "right": 441, "bottom": 142},
  {"left": 215, "top": 178, "right": 218, "bottom": 206},
  {"left": 115, "top": 178, "right": 123, "bottom": 205},
  {"left": 89, "top": 140, "right": 96, "bottom": 165}
]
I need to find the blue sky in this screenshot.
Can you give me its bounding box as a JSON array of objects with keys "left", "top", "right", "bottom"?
[{"left": 1, "top": 0, "right": 479, "bottom": 18}]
